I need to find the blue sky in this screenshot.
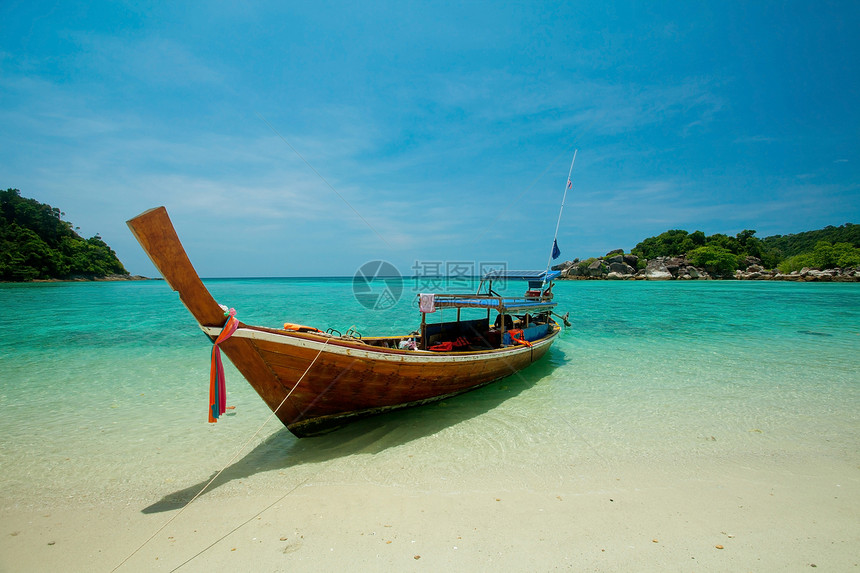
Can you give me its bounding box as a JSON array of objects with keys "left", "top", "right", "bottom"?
[{"left": 2, "top": 1, "right": 858, "bottom": 277}]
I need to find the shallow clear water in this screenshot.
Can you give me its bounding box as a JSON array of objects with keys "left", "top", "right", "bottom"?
[{"left": 1, "top": 279, "right": 858, "bottom": 507}]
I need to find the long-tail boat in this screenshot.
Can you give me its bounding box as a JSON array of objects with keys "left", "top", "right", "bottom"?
[{"left": 128, "top": 207, "right": 565, "bottom": 437}]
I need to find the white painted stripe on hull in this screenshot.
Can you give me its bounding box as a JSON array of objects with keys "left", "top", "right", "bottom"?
[{"left": 200, "top": 325, "right": 558, "bottom": 364}]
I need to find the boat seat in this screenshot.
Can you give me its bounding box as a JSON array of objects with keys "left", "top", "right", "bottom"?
[{"left": 493, "top": 314, "right": 514, "bottom": 330}]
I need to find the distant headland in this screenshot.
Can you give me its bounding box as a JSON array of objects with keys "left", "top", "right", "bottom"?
[
  {"left": 0, "top": 188, "right": 138, "bottom": 282},
  {"left": 4, "top": 188, "right": 858, "bottom": 283},
  {"left": 554, "top": 225, "right": 860, "bottom": 282}
]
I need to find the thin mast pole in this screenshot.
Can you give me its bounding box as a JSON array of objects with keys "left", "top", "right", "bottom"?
[{"left": 543, "top": 149, "right": 577, "bottom": 287}]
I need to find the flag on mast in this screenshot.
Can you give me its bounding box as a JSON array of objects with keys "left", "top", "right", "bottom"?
[{"left": 542, "top": 148, "right": 576, "bottom": 287}]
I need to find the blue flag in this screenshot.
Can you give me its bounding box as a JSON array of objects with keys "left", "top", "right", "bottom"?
[{"left": 551, "top": 238, "right": 561, "bottom": 260}]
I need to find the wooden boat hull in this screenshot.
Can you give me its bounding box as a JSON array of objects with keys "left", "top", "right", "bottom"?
[
  {"left": 127, "top": 207, "right": 560, "bottom": 437},
  {"left": 203, "top": 323, "right": 558, "bottom": 436}
]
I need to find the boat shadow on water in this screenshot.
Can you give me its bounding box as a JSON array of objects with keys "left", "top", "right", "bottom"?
[{"left": 140, "top": 355, "right": 559, "bottom": 514}]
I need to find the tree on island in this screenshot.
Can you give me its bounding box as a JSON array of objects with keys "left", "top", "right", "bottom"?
[
  {"left": 0, "top": 189, "right": 128, "bottom": 281},
  {"left": 686, "top": 245, "right": 739, "bottom": 277},
  {"left": 778, "top": 240, "right": 860, "bottom": 273}
]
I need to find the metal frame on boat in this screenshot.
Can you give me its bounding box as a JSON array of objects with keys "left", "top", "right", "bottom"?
[{"left": 128, "top": 207, "right": 564, "bottom": 437}]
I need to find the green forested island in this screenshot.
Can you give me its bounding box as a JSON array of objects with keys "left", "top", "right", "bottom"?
[
  {"left": 558, "top": 224, "right": 860, "bottom": 281},
  {"left": 630, "top": 225, "right": 860, "bottom": 274},
  {"left": 1, "top": 189, "right": 128, "bottom": 281}
]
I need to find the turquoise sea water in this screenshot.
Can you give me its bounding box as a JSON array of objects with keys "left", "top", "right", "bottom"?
[{"left": 1, "top": 279, "right": 858, "bottom": 508}]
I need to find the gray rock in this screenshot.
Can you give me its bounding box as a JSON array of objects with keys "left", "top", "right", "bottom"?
[
  {"left": 664, "top": 257, "right": 685, "bottom": 275},
  {"left": 587, "top": 260, "right": 606, "bottom": 277},
  {"left": 623, "top": 254, "right": 639, "bottom": 268},
  {"left": 645, "top": 259, "right": 673, "bottom": 280},
  {"left": 743, "top": 256, "right": 762, "bottom": 268}
]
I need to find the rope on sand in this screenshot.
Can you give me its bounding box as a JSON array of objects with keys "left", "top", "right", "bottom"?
[{"left": 111, "top": 337, "right": 331, "bottom": 572}]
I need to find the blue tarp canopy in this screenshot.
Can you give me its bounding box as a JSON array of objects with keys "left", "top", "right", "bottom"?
[{"left": 481, "top": 269, "right": 561, "bottom": 281}]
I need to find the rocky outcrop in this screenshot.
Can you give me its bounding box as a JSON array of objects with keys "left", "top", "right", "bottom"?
[
  {"left": 623, "top": 254, "right": 639, "bottom": 268},
  {"left": 554, "top": 251, "right": 859, "bottom": 282},
  {"left": 741, "top": 267, "right": 860, "bottom": 282},
  {"left": 608, "top": 261, "right": 635, "bottom": 275},
  {"left": 644, "top": 259, "right": 673, "bottom": 280},
  {"left": 552, "top": 258, "right": 579, "bottom": 272},
  {"left": 586, "top": 260, "right": 606, "bottom": 277}
]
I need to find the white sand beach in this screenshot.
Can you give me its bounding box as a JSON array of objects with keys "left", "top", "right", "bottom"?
[{"left": 2, "top": 431, "right": 857, "bottom": 572}]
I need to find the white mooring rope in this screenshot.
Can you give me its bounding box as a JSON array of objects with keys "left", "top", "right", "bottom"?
[{"left": 112, "top": 336, "right": 332, "bottom": 572}]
